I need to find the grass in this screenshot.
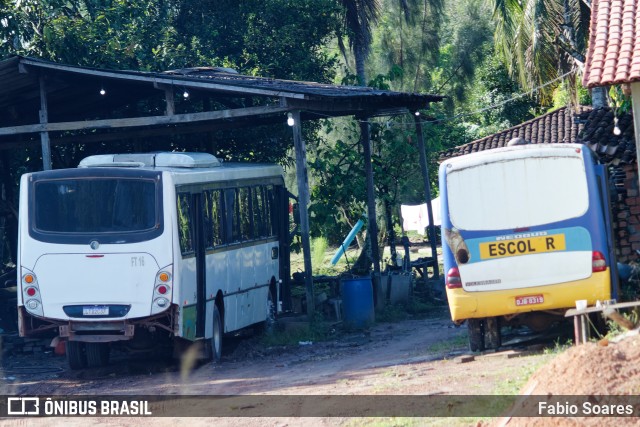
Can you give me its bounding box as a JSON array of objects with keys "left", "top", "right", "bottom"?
[
  {"left": 259, "top": 313, "right": 335, "bottom": 347},
  {"left": 426, "top": 334, "right": 467, "bottom": 354}
]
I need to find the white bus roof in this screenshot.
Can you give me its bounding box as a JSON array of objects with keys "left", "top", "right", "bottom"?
[{"left": 441, "top": 143, "right": 587, "bottom": 172}]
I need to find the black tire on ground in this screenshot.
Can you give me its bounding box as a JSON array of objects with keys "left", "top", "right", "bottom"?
[
  {"left": 67, "top": 341, "right": 87, "bottom": 370},
  {"left": 484, "top": 317, "right": 501, "bottom": 349},
  {"left": 211, "top": 304, "right": 223, "bottom": 363},
  {"left": 85, "top": 342, "right": 110, "bottom": 367},
  {"left": 467, "top": 318, "right": 485, "bottom": 352},
  {"left": 256, "top": 289, "right": 277, "bottom": 335}
]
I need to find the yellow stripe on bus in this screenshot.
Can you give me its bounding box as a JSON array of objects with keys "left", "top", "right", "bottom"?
[{"left": 479, "top": 234, "right": 566, "bottom": 260}]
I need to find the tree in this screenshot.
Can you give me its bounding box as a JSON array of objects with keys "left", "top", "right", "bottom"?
[{"left": 489, "top": 0, "right": 593, "bottom": 104}]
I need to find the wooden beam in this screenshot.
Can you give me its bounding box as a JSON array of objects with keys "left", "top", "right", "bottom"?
[
  {"left": 291, "top": 110, "right": 315, "bottom": 317},
  {"left": 360, "top": 118, "right": 381, "bottom": 290},
  {"left": 414, "top": 115, "right": 439, "bottom": 280},
  {"left": 39, "top": 75, "right": 52, "bottom": 170},
  {"left": 0, "top": 104, "right": 290, "bottom": 136},
  {"left": 0, "top": 114, "right": 290, "bottom": 150}
]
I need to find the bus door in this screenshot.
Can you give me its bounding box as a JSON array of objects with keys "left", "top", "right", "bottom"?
[
  {"left": 191, "top": 192, "right": 207, "bottom": 339},
  {"left": 177, "top": 190, "right": 206, "bottom": 340}
]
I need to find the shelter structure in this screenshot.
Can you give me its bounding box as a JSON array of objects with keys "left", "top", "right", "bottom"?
[{"left": 0, "top": 56, "right": 444, "bottom": 314}]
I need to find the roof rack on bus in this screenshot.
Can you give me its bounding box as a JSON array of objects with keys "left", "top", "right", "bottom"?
[{"left": 78, "top": 152, "right": 222, "bottom": 169}]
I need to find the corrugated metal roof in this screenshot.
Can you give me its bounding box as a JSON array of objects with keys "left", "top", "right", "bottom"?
[{"left": 0, "top": 56, "right": 443, "bottom": 131}]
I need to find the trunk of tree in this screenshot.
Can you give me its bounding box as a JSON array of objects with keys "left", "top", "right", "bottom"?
[{"left": 591, "top": 86, "right": 608, "bottom": 109}]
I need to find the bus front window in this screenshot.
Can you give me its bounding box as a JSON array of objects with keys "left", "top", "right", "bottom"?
[{"left": 34, "top": 178, "right": 158, "bottom": 234}]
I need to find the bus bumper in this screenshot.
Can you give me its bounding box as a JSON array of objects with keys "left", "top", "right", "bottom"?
[{"left": 446, "top": 269, "right": 612, "bottom": 321}]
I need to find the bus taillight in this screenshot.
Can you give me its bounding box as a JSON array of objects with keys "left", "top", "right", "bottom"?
[
  {"left": 592, "top": 251, "right": 607, "bottom": 272},
  {"left": 157, "top": 285, "right": 168, "bottom": 295},
  {"left": 446, "top": 267, "right": 462, "bottom": 289}
]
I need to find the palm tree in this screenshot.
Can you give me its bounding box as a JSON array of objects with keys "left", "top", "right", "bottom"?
[
  {"left": 338, "top": 0, "right": 443, "bottom": 273},
  {"left": 489, "top": 0, "right": 599, "bottom": 105},
  {"left": 337, "top": 0, "right": 381, "bottom": 85}
]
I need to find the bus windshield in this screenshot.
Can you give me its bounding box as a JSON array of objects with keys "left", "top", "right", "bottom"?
[
  {"left": 446, "top": 155, "right": 589, "bottom": 231},
  {"left": 34, "top": 178, "right": 158, "bottom": 233}
]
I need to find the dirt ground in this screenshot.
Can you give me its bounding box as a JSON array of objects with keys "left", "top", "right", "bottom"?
[{"left": 0, "top": 308, "right": 562, "bottom": 426}]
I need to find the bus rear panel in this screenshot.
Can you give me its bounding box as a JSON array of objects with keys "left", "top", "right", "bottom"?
[{"left": 439, "top": 144, "right": 615, "bottom": 348}]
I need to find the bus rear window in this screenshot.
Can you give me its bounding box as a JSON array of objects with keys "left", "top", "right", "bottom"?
[
  {"left": 34, "top": 178, "right": 158, "bottom": 233},
  {"left": 446, "top": 156, "right": 589, "bottom": 230}
]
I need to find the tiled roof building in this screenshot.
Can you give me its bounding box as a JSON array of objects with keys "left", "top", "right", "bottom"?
[
  {"left": 583, "top": 0, "right": 640, "bottom": 88},
  {"left": 439, "top": 106, "right": 635, "bottom": 165}
]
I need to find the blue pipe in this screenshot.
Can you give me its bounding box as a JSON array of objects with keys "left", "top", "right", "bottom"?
[{"left": 331, "top": 216, "right": 366, "bottom": 265}]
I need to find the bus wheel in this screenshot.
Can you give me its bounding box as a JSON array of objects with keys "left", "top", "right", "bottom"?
[
  {"left": 211, "top": 304, "right": 223, "bottom": 363},
  {"left": 67, "top": 341, "right": 87, "bottom": 370},
  {"left": 261, "top": 289, "right": 277, "bottom": 334},
  {"left": 86, "top": 343, "right": 110, "bottom": 367},
  {"left": 484, "top": 317, "right": 501, "bottom": 350},
  {"left": 467, "top": 319, "right": 484, "bottom": 352}
]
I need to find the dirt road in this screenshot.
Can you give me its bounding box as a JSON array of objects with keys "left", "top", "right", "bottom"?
[{"left": 0, "top": 308, "right": 553, "bottom": 426}]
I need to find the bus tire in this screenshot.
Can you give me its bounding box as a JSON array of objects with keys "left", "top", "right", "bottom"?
[
  {"left": 265, "top": 289, "right": 276, "bottom": 331},
  {"left": 484, "top": 317, "right": 501, "bottom": 349},
  {"left": 467, "top": 319, "right": 484, "bottom": 352},
  {"left": 67, "top": 341, "right": 87, "bottom": 370},
  {"left": 86, "top": 342, "right": 110, "bottom": 367},
  {"left": 211, "top": 304, "right": 223, "bottom": 363}
]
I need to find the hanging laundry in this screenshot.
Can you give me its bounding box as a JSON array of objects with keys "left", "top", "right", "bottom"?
[{"left": 401, "top": 197, "right": 441, "bottom": 234}]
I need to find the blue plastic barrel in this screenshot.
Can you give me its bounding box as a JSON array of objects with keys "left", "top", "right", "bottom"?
[{"left": 341, "top": 277, "right": 375, "bottom": 329}]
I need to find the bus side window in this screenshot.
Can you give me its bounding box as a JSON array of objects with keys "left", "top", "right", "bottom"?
[
  {"left": 253, "top": 186, "right": 265, "bottom": 238},
  {"left": 266, "top": 185, "right": 276, "bottom": 236},
  {"left": 204, "top": 189, "right": 224, "bottom": 248},
  {"left": 225, "top": 189, "right": 239, "bottom": 244},
  {"left": 177, "top": 193, "right": 194, "bottom": 255},
  {"left": 239, "top": 187, "right": 253, "bottom": 241}
]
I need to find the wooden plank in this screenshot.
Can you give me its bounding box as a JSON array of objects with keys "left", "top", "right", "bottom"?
[
  {"left": 39, "top": 75, "right": 52, "bottom": 171},
  {"left": 291, "top": 110, "right": 315, "bottom": 317},
  {"left": 0, "top": 104, "right": 290, "bottom": 136}
]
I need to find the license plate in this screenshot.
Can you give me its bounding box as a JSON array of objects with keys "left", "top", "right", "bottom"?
[
  {"left": 479, "top": 233, "right": 566, "bottom": 260},
  {"left": 83, "top": 306, "right": 109, "bottom": 316},
  {"left": 515, "top": 295, "right": 544, "bottom": 306}
]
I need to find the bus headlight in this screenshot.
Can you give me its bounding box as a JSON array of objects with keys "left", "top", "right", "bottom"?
[{"left": 21, "top": 267, "right": 44, "bottom": 316}]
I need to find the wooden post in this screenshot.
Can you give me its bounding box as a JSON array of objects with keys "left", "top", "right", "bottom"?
[
  {"left": 39, "top": 76, "right": 52, "bottom": 171},
  {"left": 414, "top": 115, "right": 439, "bottom": 280},
  {"left": 164, "top": 87, "right": 175, "bottom": 116},
  {"left": 360, "top": 118, "right": 381, "bottom": 295},
  {"left": 291, "top": 110, "right": 315, "bottom": 317}
]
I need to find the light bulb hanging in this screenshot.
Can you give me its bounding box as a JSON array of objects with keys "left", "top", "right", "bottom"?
[
  {"left": 287, "top": 112, "right": 295, "bottom": 127},
  {"left": 613, "top": 116, "right": 621, "bottom": 136}
]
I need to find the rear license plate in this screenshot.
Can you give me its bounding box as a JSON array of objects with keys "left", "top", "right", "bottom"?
[
  {"left": 479, "top": 233, "right": 566, "bottom": 260},
  {"left": 515, "top": 295, "right": 544, "bottom": 306},
  {"left": 83, "top": 306, "right": 109, "bottom": 316}
]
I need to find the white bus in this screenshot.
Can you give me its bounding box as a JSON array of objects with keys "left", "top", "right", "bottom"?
[{"left": 17, "top": 152, "right": 290, "bottom": 369}]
